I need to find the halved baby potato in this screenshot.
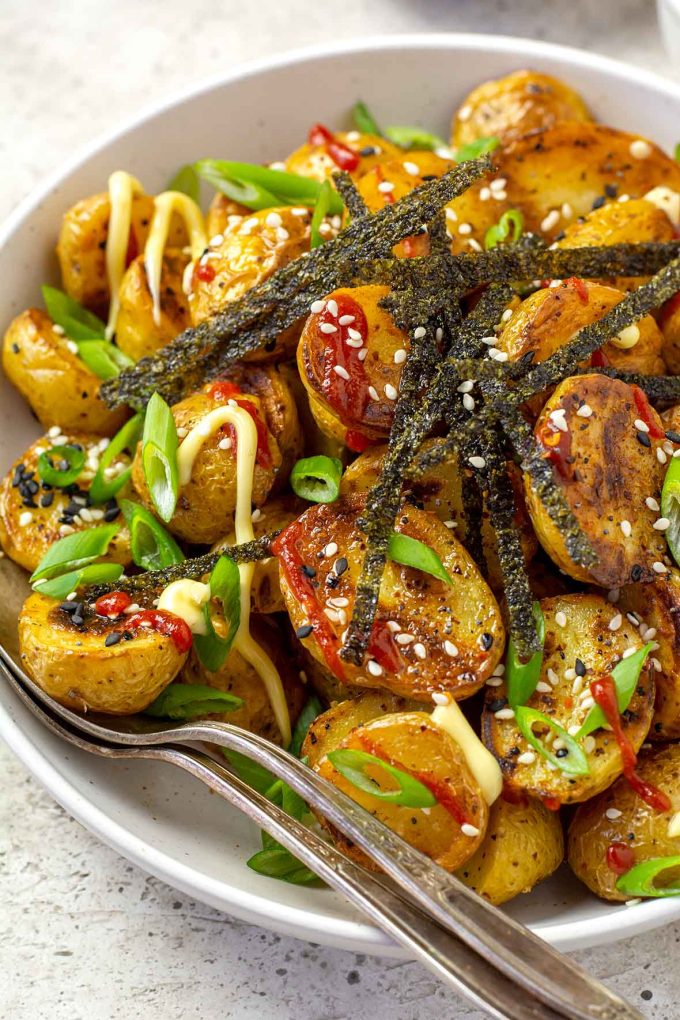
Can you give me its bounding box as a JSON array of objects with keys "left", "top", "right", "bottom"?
[
  {"left": 18, "top": 591, "right": 187, "bottom": 714},
  {"left": 304, "top": 698, "right": 488, "bottom": 872},
  {"left": 451, "top": 69, "right": 592, "bottom": 148},
  {"left": 659, "top": 295, "right": 680, "bottom": 375},
  {"left": 525, "top": 374, "right": 669, "bottom": 587},
  {"left": 482, "top": 593, "right": 655, "bottom": 806},
  {"left": 284, "top": 131, "right": 401, "bottom": 182},
  {"left": 568, "top": 743, "right": 680, "bottom": 901},
  {"left": 297, "top": 285, "right": 410, "bottom": 450},
  {"left": 2, "top": 309, "right": 129, "bottom": 437},
  {"left": 0, "top": 431, "right": 131, "bottom": 573},
  {"left": 116, "top": 249, "right": 191, "bottom": 361},
  {"left": 455, "top": 794, "right": 564, "bottom": 905},
  {"left": 204, "top": 193, "right": 250, "bottom": 238},
  {"left": 274, "top": 497, "right": 505, "bottom": 701}
]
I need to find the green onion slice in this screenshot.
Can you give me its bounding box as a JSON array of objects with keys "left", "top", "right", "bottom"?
[
  {"left": 515, "top": 706, "right": 590, "bottom": 776},
  {"left": 76, "top": 340, "right": 134, "bottom": 381},
  {"left": 246, "top": 846, "right": 318, "bottom": 884},
  {"left": 193, "top": 554, "right": 241, "bottom": 672},
  {"left": 387, "top": 532, "right": 452, "bottom": 584},
  {"left": 290, "top": 454, "right": 342, "bottom": 502},
  {"left": 352, "top": 101, "right": 382, "bottom": 137},
  {"left": 485, "top": 209, "right": 524, "bottom": 250},
  {"left": 506, "top": 602, "right": 545, "bottom": 708},
  {"left": 42, "top": 285, "right": 106, "bottom": 341},
  {"left": 616, "top": 856, "right": 680, "bottom": 898},
  {"left": 194, "top": 160, "right": 343, "bottom": 214},
  {"left": 455, "top": 135, "right": 501, "bottom": 163},
  {"left": 89, "top": 413, "right": 144, "bottom": 504},
  {"left": 37, "top": 444, "right": 86, "bottom": 488},
  {"left": 327, "top": 748, "right": 437, "bottom": 807},
  {"left": 662, "top": 455, "right": 680, "bottom": 568},
  {"left": 30, "top": 522, "right": 119, "bottom": 583},
  {"left": 576, "top": 643, "right": 653, "bottom": 739},
  {"left": 35, "top": 562, "right": 124, "bottom": 600},
  {"left": 288, "top": 695, "right": 323, "bottom": 757},
  {"left": 118, "top": 498, "right": 184, "bottom": 572},
  {"left": 675, "top": 142, "right": 680, "bottom": 163},
  {"left": 310, "top": 181, "right": 333, "bottom": 250},
  {"left": 141, "top": 392, "right": 179, "bottom": 523},
  {"left": 167, "top": 163, "right": 200, "bottom": 202},
  {"left": 145, "top": 682, "right": 242, "bottom": 721},
  {"left": 384, "top": 125, "right": 448, "bottom": 151}
]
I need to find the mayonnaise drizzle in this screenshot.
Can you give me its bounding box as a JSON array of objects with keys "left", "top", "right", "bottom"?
[
  {"left": 431, "top": 699, "right": 502, "bottom": 805},
  {"left": 105, "top": 171, "right": 145, "bottom": 340},
  {"left": 644, "top": 186, "right": 680, "bottom": 228},
  {"left": 174, "top": 404, "right": 291, "bottom": 744},
  {"left": 144, "top": 191, "right": 206, "bottom": 326},
  {"left": 157, "top": 579, "right": 210, "bottom": 634}
]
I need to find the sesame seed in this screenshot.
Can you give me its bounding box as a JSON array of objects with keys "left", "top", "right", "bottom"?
[
  {"left": 457, "top": 380, "right": 474, "bottom": 393},
  {"left": 605, "top": 807, "right": 623, "bottom": 820},
  {"left": 517, "top": 751, "right": 536, "bottom": 765},
  {"left": 540, "top": 209, "right": 561, "bottom": 232},
  {"left": 413, "top": 642, "right": 427, "bottom": 660},
  {"left": 377, "top": 181, "right": 395, "bottom": 194},
  {"left": 59, "top": 524, "right": 75, "bottom": 536},
  {"left": 432, "top": 691, "right": 450, "bottom": 706},
  {"left": 310, "top": 300, "right": 325, "bottom": 313},
  {"left": 218, "top": 437, "right": 232, "bottom": 450},
  {"left": 413, "top": 326, "right": 426, "bottom": 339},
  {"left": 265, "top": 212, "right": 282, "bottom": 229},
  {"left": 653, "top": 561, "right": 668, "bottom": 574},
  {"left": 479, "top": 187, "right": 491, "bottom": 201},
  {"left": 555, "top": 611, "right": 567, "bottom": 628},
  {"left": 549, "top": 408, "right": 568, "bottom": 433},
  {"left": 493, "top": 664, "right": 505, "bottom": 676},
  {"left": 324, "top": 608, "right": 340, "bottom": 623},
  {"left": 320, "top": 322, "right": 338, "bottom": 335},
  {"left": 501, "top": 308, "right": 513, "bottom": 322},
  {"left": 358, "top": 349, "right": 367, "bottom": 361},
  {"left": 609, "top": 614, "right": 623, "bottom": 631},
  {"left": 624, "top": 899, "right": 642, "bottom": 907},
  {"left": 396, "top": 633, "right": 415, "bottom": 645},
  {"left": 571, "top": 676, "right": 584, "bottom": 696},
  {"left": 296, "top": 624, "right": 313, "bottom": 639},
  {"left": 367, "top": 659, "right": 383, "bottom": 676},
  {"left": 209, "top": 233, "right": 224, "bottom": 247},
  {"left": 561, "top": 202, "right": 573, "bottom": 219},
  {"left": 333, "top": 365, "right": 350, "bottom": 380},
  {"left": 654, "top": 518, "right": 670, "bottom": 530},
  {"left": 658, "top": 449, "right": 668, "bottom": 466},
  {"left": 325, "top": 298, "right": 338, "bottom": 318},
  {"left": 461, "top": 823, "right": 480, "bottom": 837},
  {"left": 338, "top": 314, "right": 355, "bottom": 325},
  {"left": 620, "top": 520, "right": 632, "bottom": 538},
  {"left": 458, "top": 104, "right": 472, "bottom": 121},
  {"left": 622, "top": 646, "right": 639, "bottom": 659},
  {"left": 494, "top": 707, "right": 515, "bottom": 720},
  {"left": 19, "top": 511, "right": 33, "bottom": 527},
  {"left": 328, "top": 596, "right": 349, "bottom": 608},
  {"left": 580, "top": 695, "right": 595, "bottom": 710},
  {"left": 646, "top": 496, "right": 660, "bottom": 511},
  {"left": 536, "top": 681, "right": 551, "bottom": 693},
  {"left": 48, "top": 425, "right": 62, "bottom": 438},
  {"left": 444, "top": 640, "right": 458, "bottom": 657},
  {"left": 462, "top": 393, "right": 475, "bottom": 411},
  {"left": 386, "top": 621, "right": 401, "bottom": 632},
  {"left": 486, "top": 676, "right": 503, "bottom": 687},
  {"left": 547, "top": 668, "right": 559, "bottom": 686},
  {"left": 583, "top": 736, "right": 596, "bottom": 753},
  {"left": 384, "top": 384, "right": 398, "bottom": 401},
  {"left": 634, "top": 419, "right": 649, "bottom": 433},
  {"left": 565, "top": 667, "right": 576, "bottom": 681},
  {"left": 468, "top": 456, "right": 486, "bottom": 469},
  {"left": 251, "top": 508, "right": 262, "bottom": 522},
  {"left": 488, "top": 348, "right": 509, "bottom": 362},
  {"left": 52, "top": 324, "right": 66, "bottom": 336},
  {"left": 490, "top": 178, "right": 506, "bottom": 192},
  {"left": 368, "top": 386, "right": 379, "bottom": 401},
  {"left": 393, "top": 348, "right": 407, "bottom": 364},
  {"left": 403, "top": 161, "right": 420, "bottom": 175},
  {"left": 346, "top": 337, "right": 363, "bottom": 349},
  {"left": 457, "top": 222, "right": 472, "bottom": 235},
  {"left": 630, "top": 139, "right": 652, "bottom": 159},
  {"left": 347, "top": 327, "right": 362, "bottom": 341},
  {"left": 66, "top": 340, "right": 78, "bottom": 354},
  {"left": 323, "top": 542, "right": 338, "bottom": 557},
  {"left": 576, "top": 404, "right": 593, "bottom": 418},
  {"left": 642, "top": 627, "right": 657, "bottom": 642}
]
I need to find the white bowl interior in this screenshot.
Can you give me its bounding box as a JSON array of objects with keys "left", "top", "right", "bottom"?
[{"left": 2, "top": 34, "right": 680, "bottom": 954}]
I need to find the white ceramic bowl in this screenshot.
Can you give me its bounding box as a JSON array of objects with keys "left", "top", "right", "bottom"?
[
  {"left": 658, "top": 0, "right": 680, "bottom": 59},
  {"left": 2, "top": 33, "right": 680, "bottom": 956}
]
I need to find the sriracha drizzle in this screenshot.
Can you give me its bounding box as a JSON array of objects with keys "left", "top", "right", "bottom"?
[
  {"left": 95, "top": 590, "right": 132, "bottom": 618},
  {"left": 308, "top": 123, "right": 360, "bottom": 172},
  {"left": 315, "top": 293, "right": 375, "bottom": 452},
  {"left": 606, "top": 841, "right": 636, "bottom": 875},
  {"left": 121, "top": 610, "right": 193, "bottom": 654}
]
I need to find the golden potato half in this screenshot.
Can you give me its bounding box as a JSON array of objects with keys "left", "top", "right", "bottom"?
[
  {"left": 116, "top": 249, "right": 191, "bottom": 361},
  {"left": 284, "top": 131, "right": 401, "bottom": 182}
]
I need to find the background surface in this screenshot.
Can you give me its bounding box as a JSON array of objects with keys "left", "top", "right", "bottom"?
[{"left": 1, "top": 0, "right": 679, "bottom": 1017}]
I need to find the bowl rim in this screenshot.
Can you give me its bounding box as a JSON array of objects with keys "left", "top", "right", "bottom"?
[{"left": 2, "top": 30, "right": 680, "bottom": 955}]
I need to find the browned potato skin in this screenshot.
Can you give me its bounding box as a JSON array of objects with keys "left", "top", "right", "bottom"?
[
  {"left": 303, "top": 691, "right": 412, "bottom": 764},
  {"left": 181, "top": 616, "right": 305, "bottom": 745},
  {"left": 211, "top": 494, "right": 305, "bottom": 614},
  {"left": 277, "top": 361, "right": 347, "bottom": 462},
  {"left": 340, "top": 440, "right": 536, "bottom": 593},
  {"left": 116, "top": 249, "right": 191, "bottom": 361},
  {"left": 659, "top": 296, "right": 680, "bottom": 375},
  {"left": 455, "top": 795, "right": 564, "bottom": 905},
  {"left": 568, "top": 744, "right": 680, "bottom": 901},
  {"left": 205, "top": 193, "right": 249, "bottom": 237},
  {"left": 18, "top": 592, "right": 186, "bottom": 714},
  {"left": 451, "top": 70, "right": 592, "bottom": 147},
  {"left": 307, "top": 706, "right": 488, "bottom": 872},
  {"left": 56, "top": 192, "right": 187, "bottom": 316},
  {"left": 3, "top": 309, "right": 128, "bottom": 436},
  {"left": 188, "top": 207, "right": 313, "bottom": 362},
  {"left": 131, "top": 386, "right": 281, "bottom": 544},
  {"left": 453, "top": 123, "right": 680, "bottom": 243},
  {"left": 297, "top": 285, "right": 410, "bottom": 448},
  {"left": 525, "top": 375, "right": 668, "bottom": 587},
  {"left": 483, "top": 594, "right": 655, "bottom": 806},
  {"left": 276, "top": 498, "right": 505, "bottom": 701},
  {"left": 617, "top": 575, "right": 680, "bottom": 741},
  {"left": 285, "top": 132, "right": 401, "bottom": 182},
  {"left": 0, "top": 432, "right": 131, "bottom": 573},
  {"left": 556, "top": 198, "right": 676, "bottom": 291}
]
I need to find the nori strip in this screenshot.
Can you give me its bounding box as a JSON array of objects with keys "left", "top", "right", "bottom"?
[
  {"left": 332, "top": 171, "right": 368, "bottom": 218},
  {"left": 84, "top": 532, "right": 278, "bottom": 600},
  {"left": 581, "top": 368, "right": 680, "bottom": 405},
  {"left": 460, "top": 458, "right": 486, "bottom": 574}
]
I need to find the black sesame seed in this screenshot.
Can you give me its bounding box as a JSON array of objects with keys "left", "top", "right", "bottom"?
[
  {"left": 555, "top": 748, "right": 569, "bottom": 758},
  {"left": 480, "top": 632, "right": 494, "bottom": 650},
  {"left": 58, "top": 601, "right": 80, "bottom": 614},
  {"left": 665, "top": 430, "right": 680, "bottom": 444},
  {"left": 71, "top": 614, "right": 84, "bottom": 628},
  {"left": 105, "top": 632, "right": 123, "bottom": 647},
  {"left": 488, "top": 697, "right": 507, "bottom": 713},
  {"left": 421, "top": 174, "right": 437, "bottom": 181},
  {"left": 11, "top": 465, "right": 25, "bottom": 487},
  {"left": 591, "top": 195, "right": 606, "bottom": 210},
  {"left": 24, "top": 479, "right": 39, "bottom": 495},
  {"left": 296, "top": 624, "right": 314, "bottom": 639},
  {"left": 604, "top": 183, "right": 618, "bottom": 198},
  {"left": 301, "top": 564, "right": 316, "bottom": 578},
  {"left": 122, "top": 631, "right": 134, "bottom": 641},
  {"left": 40, "top": 492, "right": 54, "bottom": 508},
  {"left": 636, "top": 431, "right": 651, "bottom": 448},
  {"left": 21, "top": 497, "right": 37, "bottom": 508},
  {"left": 631, "top": 564, "right": 643, "bottom": 582},
  {"left": 11, "top": 342, "right": 19, "bottom": 354},
  {"left": 103, "top": 506, "right": 121, "bottom": 522},
  {"left": 334, "top": 556, "right": 348, "bottom": 576},
  {"left": 575, "top": 658, "right": 586, "bottom": 677},
  {"left": 359, "top": 146, "right": 377, "bottom": 157},
  {"left": 58, "top": 515, "right": 74, "bottom": 525},
  {"left": 326, "top": 573, "right": 340, "bottom": 589}
]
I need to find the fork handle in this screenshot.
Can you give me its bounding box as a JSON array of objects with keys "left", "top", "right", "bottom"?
[{"left": 164, "top": 744, "right": 567, "bottom": 1020}]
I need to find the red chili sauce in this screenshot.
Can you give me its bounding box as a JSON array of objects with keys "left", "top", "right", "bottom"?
[
  {"left": 606, "top": 841, "right": 636, "bottom": 875},
  {"left": 631, "top": 385, "right": 665, "bottom": 440},
  {"left": 536, "top": 411, "right": 573, "bottom": 478},
  {"left": 94, "top": 590, "right": 132, "bottom": 618},
  {"left": 308, "top": 123, "right": 360, "bottom": 172},
  {"left": 121, "top": 609, "right": 193, "bottom": 654},
  {"left": 207, "top": 380, "right": 273, "bottom": 468}
]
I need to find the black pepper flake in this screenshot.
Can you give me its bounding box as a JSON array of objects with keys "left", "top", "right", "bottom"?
[
  {"left": 301, "top": 564, "right": 316, "bottom": 579},
  {"left": 591, "top": 195, "right": 606, "bottom": 210},
  {"left": 326, "top": 573, "right": 340, "bottom": 589},
  {"left": 296, "top": 624, "right": 314, "bottom": 639},
  {"left": 359, "top": 146, "right": 377, "bottom": 157},
  {"left": 105, "top": 632, "right": 123, "bottom": 647},
  {"left": 11, "top": 342, "right": 19, "bottom": 353},
  {"left": 604, "top": 183, "right": 618, "bottom": 198},
  {"left": 575, "top": 658, "right": 586, "bottom": 677},
  {"left": 480, "top": 632, "right": 494, "bottom": 650},
  {"left": 636, "top": 431, "right": 652, "bottom": 448},
  {"left": 488, "top": 697, "right": 508, "bottom": 713}
]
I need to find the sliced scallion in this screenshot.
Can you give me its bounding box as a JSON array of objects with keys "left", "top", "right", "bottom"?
[
  {"left": 37, "top": 444, "right": 86, "bottom": 488},
  {"left": 514, "top": 706, "right": 590, "bottom": 776},
  {"left": 576, "top": 643, "right": 653, "bottom": 739},
  {"left": 310, "top": 181, "right": 333, "bottom": 250},
  {"left": 485, "top": 209, "right": 524, "bottom": 250},
  {"left": 89, "top": 412, "right": 144, "bottom": 504},
  {"left": 141, "top": 392, "right": 179, "bottom": 523},
  {"left": 455, "top": 135, "right": 501, "bottom": 163},
  {"left": 662, "top": 455, "right": 680, "bottom": 568},
  {"left": 506, "top": 602, "right": 545, "bottom": 709},
  {"left": 616, "top": 856, "right": 680, "bottom": 898},
  {"left": 42, "top": 285, "right": 106, "bottom": 341},
  {"left": 384, "top": 125, "right": 448, "bottom": 151},
  {"left": 193, "top": 554, "right": 241, "bottom": 672},
  {"left": 167, "top": 164, "right": 200, "bottom": 202},
  {"left": 76, "top": 340, "right": 134, "bottom": 380},
  {"left": 194, "top": 160, "right": 343, "bottom": 214},
  {"left": 290, "top": 454, "right": 342, "bottom": 502},
  {"left": 118, "top": 499, "right": 184, "bottom": 572},
  {"left": 145, "top": 682, "right": 242, "bottom": 720},
  {"left": 36, "top": 562, "right": 124, "bottom": 600},
  {"left": 387, "top": 532, "right": 452, "bottom": 584},
  {"left": 30, "top": 523, "right": 120, "bottom": 584},
  {"left": 327, "top": 748, "right": 437, "bottom": 807},
  {"left": 352, "top": 101, "right": 382, "bottom": 137}
]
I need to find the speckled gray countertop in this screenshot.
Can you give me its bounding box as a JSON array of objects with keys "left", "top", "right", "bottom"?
[{"left": 1, "top": 1, "right": 679, "bottom": 1017}]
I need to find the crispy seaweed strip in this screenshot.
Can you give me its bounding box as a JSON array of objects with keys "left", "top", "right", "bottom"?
[
  {"left": 456, "top": 242, "right": 680, "bottom": 289},
  {"left": 514, "top": 256, "right": 680, "bottom": 402},
  {"left": 581, "top": 368, "right": 680, "bottom": 405},
  {"left": 332, "top": 170, "right": 369, "bottom": 218},
  {"left": 460, "top": 459, "right": 486, "bottom": 573},
  {"left": 102, "top": 157, "right": 493, "bottom": 409},
  {"left": 478, "top": 432, "right": 541, "bottom": 659},
  {"left": 84, "top": 533, "right": 278, "bottom": 599}
]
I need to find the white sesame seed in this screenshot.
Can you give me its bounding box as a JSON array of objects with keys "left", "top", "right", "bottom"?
[
  {"left": 654, "top": 518, "right": 670, "bottom": 530},
  {"left": 580, "top": 696, "right": 595, "bottom": 711},
  {"left": 377, "top": 181, "right": 395, "bottom": 194},
  {"left": 48, "top": 425, "right": 62, "bottom": 438},
  {"left": 624, "top": 898, "right": 642, "bottom": 907},
  {"left": 486, "top": 676, "right": 503, "bottom": 687},
  {"left": 652, "top": 657, "right": 662, "bottom": 671},
  {"left": 468, "top": 456, "right": 486, "bottom": 469},
  {"left": 123, "top": 603, "right": 141, "bottom": 615},
  {"left": 536, "top": 681, "right": 552, "bottom": 693},
  {"left": 324, "top": 608, "right": 341, "bottom": 623},
  {"left": 393, "top": 348, "right": 407, "bottom": 364},
  {"left": 347, "top": 327, "right": 363, "bottom": 341},
  {"left": 445, "top": 208, "right": 458, "bottom": 222},
  {"left": 52, "top": 324, "right": 66, "bottom": 336},
  {"left": 368, "top": 386, "right": 380, "bottom": 401},
  {"left": 584, "top": 736, "right": 596, "bottom": 753},
  {"left": 19, "top": 511, "right": 33, "bottom": 527},
  {"left": 367, "top": 659, "right": 383, "bottom": 676},
  {"left": 463, "top": 393, "right": 475, "bottom": 411},
  {"left": 384, "top": 384, "right": 398, "bottom": 401},
  {"left": 325, "top": 298, "right": 338, "bottom": 318},
  {"left": 59, "top": 524, "right": 75, "bottom": 536},
  {"left": 458, "top": 104, "right": 472, "bottom": 122},
  {"left": 333, "top": 365, "right": 350, "bottom": 380},
  {"left": 490, "top": 177, "right": 507, "bottom": 192},
  {"left": 458, "top": 222, "right": 472, "bottom": 235},
  {"left": 547, "top": 668, "right": 559, "bottom": 686},
  {"left": 488, "top": 348, "right": 509, "bottom": 362},
  {"left": 323, "top": 542, "right": 338, "bottom": 558},
  {"left": 618, "top": 194, "right": 631, "bottom": 203},
  {"left": 413, "top": 642, "right": 427, "bottom": 660},
  {"left": 494, "top": 707, "right": 515, "bottom": 720},
  {"left": 540, "top": 209, "right": 561, "bottom": 232},
  {"left": 620, "top": 520, "right": 632, "bottom": 538},
  {"left": 630, "top": 139, "right": 652, "bottom": 159},
  {"left": 555, "top": 611, "right": 567, "bottom": 628},
  {"left": 552, "top": 738, "right": 566, "bottom": 751},
  {"left": 634, "top": 419, "right": 649, "bottom": 434},
  {"left": 653, "top": 561, "right": 669, "bottom": 574},
  {"left": 622, "top": 646, "right": 639, "bottom": 659},
  {"left": 609, "top": 614, "right": 623, "bottom": 631},
  {"left": 413, "top": 326, "right": 427, "bottom": 339},
  {"left": 444, "top": 640, "right": 458, "bottom": 657},
  {"left": 328, "top": 596, "right": 349, "bottom": 608},
  {"left": 311, "top": 300, "right": 325, "bottom": 313},
  {"left": 576, "top": 404, "right": 593, "bottom": 418},
  {"left": 209, "top": 233, "right": 224, "bottom": 247},
  {"left": 396, "top": 633, "right": 415, "bottom": 645},
  {"left": 493, "top": 664, "right": 505, "bottom": 676},
  {"left": 79, "top": 507, "right": 94, "bottom": 523},
  {"left": 320, "top": 322, "right": 338, "bottom": 335},
  {"left": 642, "top": 627, "right": 657, "bottom": 642},
  {"left": 549, "top": 408, "right": 568, "bottom": 433},
  {"left": 218, "top": 436, "right": 232, "bottom": 450},
  {"left": 66, "top": 340, "right": 79, "bottom": 354},
  {"left": 605, "top": 807, "right": 623, "bottom": 820},
  {"left": 501, "top": 308, "right": 513, "bottom": 322},
  {"left": 444, "top": 520, "right": 456, "bottom": 529},
  {"left": 403, "top": 161, "right": 420, "bottom": 175},
  {"left": 615, "top": 324, "right": 640, "bottom": 349},
  {"left": 461, "top": 823, "right": 480, "bottom": 837},
  {"left": 517, "top": 751, "right": 536, "bottom": 765},
  {"left": 646, "top": 496, "right": 660, "bottom": 512},
  {"left": 251, "top": 508, "right": 262, "bottom": 523},
  {"left": 561, "top": 202, "right": 573, "bottom": 219},
  {"left": 565, "top": 667, "right": 577, "bottom": 681},
  {"left": 358, "top": 349, "right": 367, "bottom": 361},
  {"left": 457, "top": 380, "right": 474, "bottom": 393},
  {"left": 479, "top": 187, "right": 491, "bottom": 201},
  {"left": 338, "top": 314, "right": 355, "bottom": 325},
  {"left": 572, "top": 676, "right": 584, "bottom": 696},
  {"left": 265, "top": 212, "right": 282, "bottom": 229},
  {"left": 386, "top": 621, "right": 401, "bottom": 633}
]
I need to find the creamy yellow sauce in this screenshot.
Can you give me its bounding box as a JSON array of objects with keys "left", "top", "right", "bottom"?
[
  {"left": 668, "top": 810, "right": 680, "bottom": 839},
  {"left": 431, "top": 699, "right": 502, "bottom": 805},
  {"left": 105, "top": 170, "right": 145, "bottom": 339},
  {"left": 644, "top": 186, "right": 680, "bottom": 228},
  {"left": 144, "top": 191, "right": 206, "bottom": 326},
  {"left": 157, "top": 579, "right": 210, "bottom": 634}
]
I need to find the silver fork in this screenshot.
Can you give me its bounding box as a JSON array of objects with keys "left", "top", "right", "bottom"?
[{"left": 1, "top": 650, "right": 642, "bottom": 1020}]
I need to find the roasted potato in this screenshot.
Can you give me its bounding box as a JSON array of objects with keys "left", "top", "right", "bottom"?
[
  {"left": 617, "top": 574, "right": 680, "bottom": 741},
  {"left": 0, "top": 431, "right": 131, "bottom": 573},
  {"left": 285, "top": 131, "right": 401, "bottom": 182},
  {"left": 525, "top": 374, "right": 669, "bottom": 587},
  {"left": 56, "top": 191, "right": 186, "bottom": 316},
  {"left": 274, "top": 497, "right": 505, "bottom": 701},
  {"left": 2, "top": 309, "right": 129, "bottom": 436},
  {"left": 181, "top": 616, "right": 305, "bottom": 744},
  {"left": 211, "top": 494, "right": 304, "bottom": 614},
  {"left": 303, "top": 690, "right": 412, "bottom": 764},
  {"left": 18, "top": 591, "right": 187, "bottom": 713},
  {"left": 204, "top": 193, "right": 250, "bottom": 238},
  {"left": 131, "top": 382, "right": 283, "bottom": 544},
  {"left": 188, "top": 207, "right": 314, "bottom": 361},
  {"left": 455, "top": 794, "right": 564, "bottom": 904},
  {"left": 340, "top": 439, "right": 536, "bottom": 593},
  {"left": 568, "top": 743, "right": 680, "bottom": 901},
  {"left": 482, "top": 593, "right": 655, "bottom": 806},
  {"left": 304, "top": 699, "right": 488, "bottom": 872},
  {"left": 659, "top": 295, "right": 680, "bottom": 375},
  {"left": 451, "top": 70, "right": 592, "bottom": 148},
  {"left": 297, "top": 285, "right": 410, "bottom": 450},
  {"left": 115, "top": 249, "right": 191, "bottom": 361}
]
